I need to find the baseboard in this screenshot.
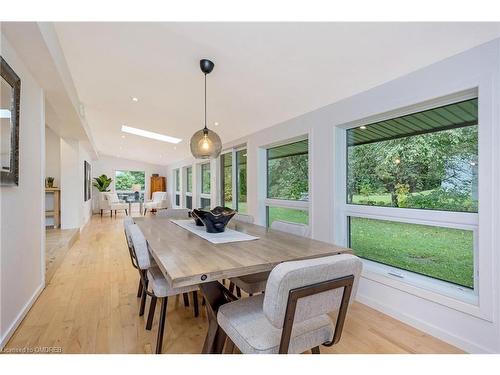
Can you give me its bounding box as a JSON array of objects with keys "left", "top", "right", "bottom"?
[
  {"left": 356, "top": 292, "right": 493, "bottom": 354},
  {"left": 0, "top": 282, "right": 45, "bottom": 350}
]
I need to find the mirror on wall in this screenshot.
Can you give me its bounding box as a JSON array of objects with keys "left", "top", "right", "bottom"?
[{"left": 0, "top": 56, "right": 21, "bottom": 186}]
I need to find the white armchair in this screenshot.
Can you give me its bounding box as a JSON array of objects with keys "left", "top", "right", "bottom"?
[
  {"left": 99, "top": 192, "right": 128, "bottom": 217},
  {"left": 143, "top": 191, "right": 168, "bottom": 215}
]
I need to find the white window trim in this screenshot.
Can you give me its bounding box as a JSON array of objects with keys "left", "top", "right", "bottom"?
[{"left": 334, "top": 87, "right": 495, "bottom": 322}]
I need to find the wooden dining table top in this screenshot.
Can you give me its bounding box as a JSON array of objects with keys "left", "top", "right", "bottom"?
[{"left": 134, "top": 216, "right": 352, "bottom": 288}]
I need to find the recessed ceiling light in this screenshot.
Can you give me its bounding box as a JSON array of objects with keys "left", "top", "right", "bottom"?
[
  {"left": 173, "top": 146, "right": 177, "bottom": 150},
  {"left": 121, "top": 125, "right": 182, "bottom": 144},
  {"left": 214, "top": 122, "right": 219, "bottom": 126},
  {"left": 121, "top": 135, "right": 126, "bottom": 139},
  {"left": 131, "top": 97, "right": 139, "bottom": 102},
  {"left": 359, "top": 125, "right": 367, "bottom": 130}
]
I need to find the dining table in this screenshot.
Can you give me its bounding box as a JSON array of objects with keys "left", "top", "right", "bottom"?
[{"left": 133, "top": 216, "right": 352, "bottom": 353}]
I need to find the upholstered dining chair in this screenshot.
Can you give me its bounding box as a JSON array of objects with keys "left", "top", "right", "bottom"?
[
  {"left": 143, "top": 191, "right": 168, "bottom": 215},
  {"left": 234, "top": 213, "right": 254, "bottom": 223},
  {"left": 123, "top": 217, "right": 143, "bottom": 298},
  {"left": 229, "top": 219, "right": 309, "bottom": 297},
  {"left": 156, "top": 208, "right": 191, "bottom": 219},
  {"left": 128, "top": 223, "right": 199, "bottom": 354},
  {"left": 218, "top": 254, "right": 363, "bottom": 354},
  {"left": 100, "top": 192, "right": 128, "bottom": 217}
]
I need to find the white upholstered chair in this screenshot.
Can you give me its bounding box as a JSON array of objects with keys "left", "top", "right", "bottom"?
[
  {"left": 234, "top": 213, "right": 254, "bottom": 224},
  {"left": 229, "top": 219, "right": 308, "bottom": 297},
  {"left": 143, "top": 191, "right": 168, "bottom": 215},
  {"left": 128, "top": 224, "right": 199, "bottom": 354},
  {"left": 218, "top": 254, "right": 363, "bottom": 354},
  {"left": 100, "top": 192, "right": 128, "bottom": 217}
]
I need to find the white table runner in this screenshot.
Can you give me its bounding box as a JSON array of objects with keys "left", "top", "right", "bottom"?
[{"left": 170, "top": 219, "right": 259, "bottom": 244}]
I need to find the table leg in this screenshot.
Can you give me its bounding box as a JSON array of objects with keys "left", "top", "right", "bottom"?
[{"left": 199, "top": 281, "right": 236, "bottom": 354}]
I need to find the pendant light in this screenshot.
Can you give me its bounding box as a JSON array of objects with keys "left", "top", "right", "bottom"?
[{"left": 190, "top": 59, "right": 222, "bottom": 159}]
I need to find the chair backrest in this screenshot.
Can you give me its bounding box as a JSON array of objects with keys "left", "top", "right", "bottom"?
[
  {"left": 128, "top": 224, "right": 153, "bottom": 270},
  {"left": 270, "top": 220, "right": 308, "bottom": 237},
  {"left": 157, "top": 208, "right": 191, "bottom": 219},
  {"left": 123, "top": 216, "right": 135, "bottom": 246},
  {"left": 234, "top": 213, "right": 254, "bottom": 224},
  {"left": 263, "top": 254, "right": 363, "bottom": 328},
  {"left": 152, "top": 191, "right": 167, "bottom": 202},
  {"left": 104, "top": 192, "right": 120, "bottom": 203}
]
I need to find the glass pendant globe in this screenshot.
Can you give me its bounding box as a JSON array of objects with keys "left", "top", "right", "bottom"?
[{"left": 190, "top": 128, "right": 222, "bottom": 159}]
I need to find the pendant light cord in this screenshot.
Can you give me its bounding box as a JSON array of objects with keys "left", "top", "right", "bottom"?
[{"left": 204, "top": 73, "right": 207, "bottom": 130}]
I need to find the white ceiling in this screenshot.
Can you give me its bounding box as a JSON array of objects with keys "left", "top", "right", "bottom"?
[{"left": 53, "top": 22, "right": 500, "bottom": 165}]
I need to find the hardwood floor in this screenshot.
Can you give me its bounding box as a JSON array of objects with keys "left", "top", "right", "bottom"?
[
  {"left": 45, "top": 228, "right": 80, "bottom": 284},
  {"left": 5, "top": 214, "right": 463, "bottom": 354}
]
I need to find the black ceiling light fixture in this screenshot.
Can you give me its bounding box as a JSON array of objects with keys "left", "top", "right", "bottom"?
[{"left": 190, "top": 59, "right": 222, "bottom": 159}]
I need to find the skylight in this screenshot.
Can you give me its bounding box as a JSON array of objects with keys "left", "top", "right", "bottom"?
[{"left": 121, "top": 125, "right": 182, "bottom": 144}]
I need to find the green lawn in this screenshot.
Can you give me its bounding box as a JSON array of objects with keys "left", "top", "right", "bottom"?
[
  {"left": 268, "top": 206, "right": 308, "bottom": 226},
  {"left": 350, "top": 217, "right": 473, "bottom": 288}
]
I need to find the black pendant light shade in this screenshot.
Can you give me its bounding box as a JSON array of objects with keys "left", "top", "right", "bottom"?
[{"left": 190, "top": 59, "right": 222, "bottom": 159}]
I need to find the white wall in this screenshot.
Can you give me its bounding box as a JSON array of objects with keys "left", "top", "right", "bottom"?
[
  {"left": 0, "top": 35, "right": 45, "bottom": 349},
  {"left": 166, "top": 39, "right": 500, "bottom": 353},
  {"left": 91, "top": 154, "right": 167, "bottom": 212},
  {"left": 45, "top": 126, "right": 60, "bottom": 187}
]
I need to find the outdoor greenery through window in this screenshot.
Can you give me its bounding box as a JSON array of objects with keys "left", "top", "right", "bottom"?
[
  {"left": 115, "top": 170, "right": 145, "bottom": 191},
  {"left": 186, "top": 167, "right": 192, "bottom": 193},
  {"left": 201, "top": 163, "right": 210, "bottom": 194},
  {"left": 221, "top": 152, "right": 233, "bottom": 209},
  {"left": 346, "top": 97, "right": 478, "bottom": 289},
  {"left": 347, "top": 98, "right": 478, "bottom": 212},
  {"left": 175, "top": 169, "right": 180, "bottom": 191},
  {"left": 221, "top": 148, "right": 247, "bottom": 213},
  {"left": 236, "top": 150, "right": 247, "bottom": 213},
  {"left": 267, "top": 139, "right": 308, "bottom": 201},
  {"left": 267, "top": 207, "right": 309, "bottom": 227},
  {"left": 349, "top": 217, "right": 474, "bottom": 288}
]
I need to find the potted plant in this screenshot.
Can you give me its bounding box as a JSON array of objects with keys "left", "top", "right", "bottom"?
[
  {"left": 46, "top": 177, "right": 55, "bottom": 188},
  {"left": 93, "top": 174, "right": 112, "bottom": 192}
]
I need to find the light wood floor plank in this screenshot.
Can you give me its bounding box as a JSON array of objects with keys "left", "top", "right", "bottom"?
[{"left": 4, "top": 214, "right": 463, "bottom": 354}]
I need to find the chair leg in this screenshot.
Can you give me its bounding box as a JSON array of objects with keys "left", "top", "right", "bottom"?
[
  {"left": 114, "top": 210, "right": 117, "bottom": 217},
  {"left": 146, "top": 295, "right": 157, "bottom": 330},
  {"left": 192, "top": 291, "right": 199, "bottom": 317},
  {"left": 311, "top": 346, "right": 320, "bottom": 354},
  {"left": 228, "top": 282, "right": 235, "bottom": 294},
  {"left": 224, "top": 337, "right": 235, "bottom": 354},
  {"left": 139, "top": 280, "right": 149, "bottom": 316},
  {"left": 144, "top": 208, "right": 147, "bottom": 216},
  {"left": 183, "top": 292, "right": 189, "bottom": 307},
  {"left": 137, "top": 279, "right": 143, "bottom": 298},
  {"left": 236, "top": 286, "right": 241, "bottom": 298},
  {"left": 201, "top": 297, "right": 206, "bottom": 306},
  {"left": 156, "top": 297, "right": 168, "bottom": 354},
  {"left": 125, "top": 208, "right": 128, "bottom": 215},
  {"left": 100, "top": 209, "right": 103, "bottom": 217},
  {"left": 110, "top": 210, "right": 112, "bottom": 218}
]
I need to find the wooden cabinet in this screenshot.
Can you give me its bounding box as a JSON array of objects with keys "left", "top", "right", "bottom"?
[
  {"left": 45, "top": 188, "right": 61, "bottom": 228},
  {"left": 150, "top": 175, "right": 166, "bottom": 198}
]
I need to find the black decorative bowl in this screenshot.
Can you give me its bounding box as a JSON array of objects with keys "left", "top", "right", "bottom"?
[{"left": 192, "top": 206, "right": 236, "bottom": 233}]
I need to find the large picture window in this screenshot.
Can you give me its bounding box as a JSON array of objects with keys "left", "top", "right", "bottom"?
[
  {"left": 115, "top": 170, "right": 145, "bottom": 191},
  {"left": 345, "top": 96, "right": 478, "bottom": 292},
  {"left": 220, "top": 147, "right": 247, "bottom": 213},
  {"left": 266, "top": 139, "right": 309, "bottom": 227}
]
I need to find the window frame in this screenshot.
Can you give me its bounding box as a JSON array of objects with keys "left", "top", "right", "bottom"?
[
  {"left": 185, "top": 166, "right": 193, "bottom": 208},
  {"left": 199, "top": 162, "right": 211, "bottom": 208},
  {"left": 220, "top": 145, "right": 247, "bottom": 212},
  {"left": 174, "top": 168, "right": 180, "bottom": 207},
  {"left": 114, "top": 169, "right": 146, "bottom": 192},
  {"left": 264, "top": 136, "right": 310, "bottom": 228},
  {"left": 334, "top": 88, "right": 496, "bottom": 319}
]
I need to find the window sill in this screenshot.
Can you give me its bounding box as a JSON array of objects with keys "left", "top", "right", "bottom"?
[{"left": 360, "top": 259, "right": 491, "bottom": 322}]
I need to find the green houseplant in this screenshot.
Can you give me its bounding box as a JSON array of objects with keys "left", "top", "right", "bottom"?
[
  {"left": 46, "top": 177, "right": 55, "bottom": 188},
  {"left": 93, "top": 174, "right": 112, "bottom": 192}
]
